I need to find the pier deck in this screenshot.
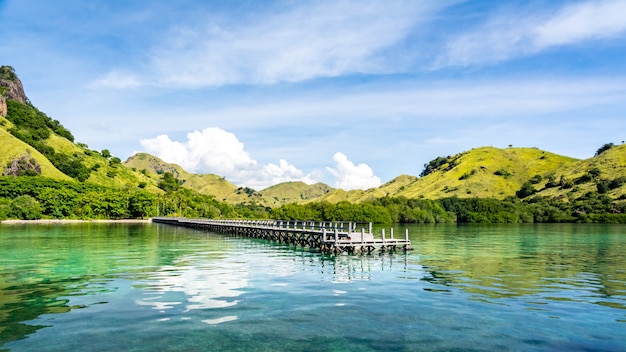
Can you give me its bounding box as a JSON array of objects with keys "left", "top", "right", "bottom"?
[{"left": 152, "top": 217, "right": 411, "bottom": 254}]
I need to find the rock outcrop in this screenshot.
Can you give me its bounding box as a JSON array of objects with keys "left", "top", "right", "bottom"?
[
  {"left": 0, "top": 94, "right": 6, "bottom": 117},
  {"left": 0, "top": 65, "right": 28, "bottom": 117}
]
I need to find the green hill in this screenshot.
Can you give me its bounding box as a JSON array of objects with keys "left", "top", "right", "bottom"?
[
  {"left": 313, "top": 174, "right": 419, "bottom": 203},
  {"left": 260, "top": 181, "right": 333, "bottom": 206},
  {"left": 313, "top": 147, "right": 582, "bottom": 203},
  {"left": 1, "top": 101, "right": 158, "bottom": 192},
  {"left": 534, "top": 143, "right": 626, "bottom": 200},
  {"left": 400, "top": 147, "right": 579, "bottom": 199},
  {"left": 0, "top": 116, "right": 71, "bottom": 180},
  {"left": 120, "top": 145, "right": 626, "bottom": 206},
  {"left": 123, "top": 153, "right": 259, "bottom": 204},
  {"left": 124, "top": 153, "right": 341, "bottom": 206}
]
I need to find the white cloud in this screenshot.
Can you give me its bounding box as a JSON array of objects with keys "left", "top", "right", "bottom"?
[
  {"left": 95, "top": 1, "right": 450, "bottom": 88},
  {"left": 535, "top": 0, "right": 626, "bottom": 47},
  {"left": 326, "top": 152, "right": 381, "bottom": 191},
  {"left": 140, "top": 127, "right": 319, "bottom": 189},
  {"left": 438, "top": 0, "right": 626, "bottom": 67},
  {"left": 89, "top": 69, "right": 142, "bottom": 89},
  {"left": 140, "top": 134, "right": 189, "bottom": 167}
]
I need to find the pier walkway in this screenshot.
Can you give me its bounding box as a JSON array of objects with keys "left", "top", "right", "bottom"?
[{"left": 152, "top": 217, "right": 411, "bottom": 254}]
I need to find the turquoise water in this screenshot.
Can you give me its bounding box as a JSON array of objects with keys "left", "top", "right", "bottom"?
[{"left": 1, "top": 223, "right": 625, "bottom": 351}]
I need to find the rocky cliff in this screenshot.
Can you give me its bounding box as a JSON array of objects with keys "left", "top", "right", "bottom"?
[{"left": 0, "top": 65, "right": 28, "bottom": 117}]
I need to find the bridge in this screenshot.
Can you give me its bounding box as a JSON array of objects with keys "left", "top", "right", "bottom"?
[{"left": 152, "top": 217, "right": 411, "bottom": 254}]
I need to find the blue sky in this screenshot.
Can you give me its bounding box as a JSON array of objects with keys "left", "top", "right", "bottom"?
[{"left": 1, "top": 0, "right": 626, "bottom": 190}]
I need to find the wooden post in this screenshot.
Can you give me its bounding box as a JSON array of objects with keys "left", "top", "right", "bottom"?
[
  {"left": 369, "top": 222, "right": 372, "bottom": 234},
  {"left": 382, "top": 228, "right": 385, "bottom": 242},
  {"left": 361, "top": 228, "right": 364, "bottom": 244},
  {"left": 405, "top": 228, "right": 409, "bottom": 243},
  {"left": 390, "top": 227, "right": 394, "bottom": 239},
  {"left": 334, "top": 228, "right": 338, "bottom": 243}
]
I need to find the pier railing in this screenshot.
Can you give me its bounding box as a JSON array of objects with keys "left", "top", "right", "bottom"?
[{"left": 152, "top": 217, "right": 411, "bottom": 254}]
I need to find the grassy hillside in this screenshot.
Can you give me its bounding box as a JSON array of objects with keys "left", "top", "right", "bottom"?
[
  {"left": 399, "top": 147, "right": 579, "bottom": 199},
  {"left": 312, "top": 147, "right": 580, "bottom": 203},
  {"left": 536, "top": 143, "right": 626, "bottom": 200},
  {"left": 1, "top": 100, "right": 160, "bottom": 192},
  {"left": 315, "top": 175, "right": 418, "bottom": 203},
  {"left": 0, "top": 116, "right": 71, "bottom": 180},
  {"left": 313, "top": 174, "right": 418, "bottom": 203},
  {"left": 46, "top": 134, "right": 159, "bottom": 191},
  {"left": 260, "top": 181, "right": 333, "bottom": 206},
  {"left": 124, "top": 145, "right": 624, "bottom": 206},
  {"left": 124, "top": 153, "right": 258, "bottom": 203}
]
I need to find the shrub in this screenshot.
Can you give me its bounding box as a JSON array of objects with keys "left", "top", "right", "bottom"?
[
  {"left": 516, "top": 181, "right": 536, "bottom": 198},
  {"left": 459, "top": 170, "right": 476, "bottom": 180},
  {"left": 494, "top": 169, "right": 512, "bottom": 178},
  {"left": 609, "top": 176, "right": 626, "bottom": 190}
]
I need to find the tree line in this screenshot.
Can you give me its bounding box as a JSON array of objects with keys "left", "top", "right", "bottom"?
[
  {"left": 270, "top": 193, "right": 626, "bottom": 224},
  {"left": 1, "top": 174, "right": 625, "bottom": 223},
  {"left": 0, "top": 176, "right": 239, "bottom": 220}
]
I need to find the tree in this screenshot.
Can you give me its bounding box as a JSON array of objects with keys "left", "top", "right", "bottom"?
[
  {"left": 595, "top": 143, "right": 614, "bottom": 157},
  {"left": 420, "top": 156, "right": 450, "bottom": 177},
  {"left": 128, "top": 191, "right": 156, "bottom": 218},
  {"left": 10, "top": 195, "right": 42, "bottom": 220},
  {"left": 158, "top": 172, "right": 181, "bottom": 192}
]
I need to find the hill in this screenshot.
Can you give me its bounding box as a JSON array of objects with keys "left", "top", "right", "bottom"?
[
  {"left": 260, "top": 181, "right": 334, "bottom": 206},
  {"left": 1, "top": 66, "right": 159, "bottom": 192},
  {"left": 400, "top": 147, "right": 579, "bottom": 199},
  {"left": 0, "top": 117, "right": 71, "bottom": 180},
  {"left": 533, "top": 143, "right": 626, "bottom": 200},
  {"left": 124, "top": 152, "right": 257, "bottom": 204},
  {"left": 313, "top": 147, "right": 582, "bottom": 203}
]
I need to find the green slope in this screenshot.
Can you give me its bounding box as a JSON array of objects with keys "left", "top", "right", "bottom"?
[
  {"left": 45, "top": 134, "right": 159, "bottom": 191},
  {"left": 312, "top": 174, "right": 419, "bottom": 204},
  {"left": 260, "top": 181, "right": 333, "bottom": 206},
  {"left": 400, "top": 147, "right": 579, "bottom": 199},
  {"left": 314, "top": 147, "right": 580, "bottom": 203},
  {"left": 535, "top": 143, "right": 626, "bottom": 200},
  {"left": 0, "top": 116, "right": 71, "bottom": 180},
  {"left": 124, "top": 152, "right": 257, "bottom": 203}
]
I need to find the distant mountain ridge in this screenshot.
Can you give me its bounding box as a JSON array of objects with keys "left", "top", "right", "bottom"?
[{"left": 2, "top": 64, "right": 625, "bottom": 207}]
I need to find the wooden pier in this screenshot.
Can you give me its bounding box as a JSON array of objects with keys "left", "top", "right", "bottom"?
[{"left": 152, "top": 217, "right": 411, "bottom": 254}]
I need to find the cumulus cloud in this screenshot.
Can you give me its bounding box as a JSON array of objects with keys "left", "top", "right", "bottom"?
[
  {"left": 326, "top": 152, "right": 381, "bottom": 191},
  {"left": 437, "top": 0, "right": 626, "bottom": 67},
  {"left": 140, "top": 127, "right": 319, "bottom": 189}
]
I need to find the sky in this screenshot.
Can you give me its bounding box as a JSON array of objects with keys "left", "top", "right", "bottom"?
[{"left": 1, "top": 0, "right": 626, "bottom": 190}]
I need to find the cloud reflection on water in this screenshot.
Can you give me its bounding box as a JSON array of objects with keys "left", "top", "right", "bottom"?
[{"left": 134, "top": 254, "right": 250, "bottom": 326}]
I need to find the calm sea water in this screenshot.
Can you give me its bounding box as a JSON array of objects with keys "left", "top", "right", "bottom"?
[{"left": 0, "top": 223, "right": 625, "bottom": 351}]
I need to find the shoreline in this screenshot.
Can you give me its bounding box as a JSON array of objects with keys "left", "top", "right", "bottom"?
[{"left": 1, "top": 219, "right": 153, "bottom": 225}]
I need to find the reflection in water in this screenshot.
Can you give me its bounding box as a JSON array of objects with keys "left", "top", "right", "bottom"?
[
  {"left": 1, "top": 223, "right": 625, "bottom": 351},
  {"left": 134, "top": 255, "right": 250, "bottom": 325},
  {"left": 405, "top": 223, "right": 626, "bottom": 312}
]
